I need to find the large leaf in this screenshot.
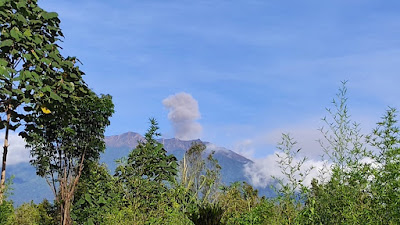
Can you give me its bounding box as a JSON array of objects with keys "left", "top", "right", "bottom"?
[
  {"left": 42, "top": 12, "right": 58, "bottom": 20},
  {"left": 10, "top": 28, "right": 22, "bottom": 41},
  {"left": 0, "top": 59, "right": 7, "bottom": 66},
  {"left": 50, "top": 91, "right": 62, "bottom": 102},
  {"left": 0, "top": 39, "right": 13, "bottom": 48},
  {"left": 23, "top": 29, "right": 32, "bottom": 37}
]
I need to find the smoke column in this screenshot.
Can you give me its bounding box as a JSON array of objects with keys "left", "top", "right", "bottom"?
[{"left": 162, "top": 92, "right": 202, "bottom": 140}]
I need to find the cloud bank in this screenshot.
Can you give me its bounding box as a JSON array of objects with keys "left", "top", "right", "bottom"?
[
  {"left": 235, "top": 123, "right": 331, "bottom": 188},
  {"left": 163, "top": 92, "right": 202, "bottom": 140},
  {"left": 0, "top": 133, "right": 30, "bottom": 165},
  {"left": 244, "top": 153, "right": 329, "bottom": 188}
]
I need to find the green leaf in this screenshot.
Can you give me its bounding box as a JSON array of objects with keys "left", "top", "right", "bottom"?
[
  {"left": 42, "top": 12, "right": 58, "bottom": 20},
  {"left": 33, "top": 35, "right": 43, "bottom": 45},
  {"left": 50, "top": 91, "right": 62, "bottom": 101},
  {"left": 76, "top": 198, "right": 85, "bottom": 207},
  {"left": 31, "top": 50, "right": 39, "bottom": 60},
  {"left": 0, "top": 59, "right": 7, "bottom": 66},
  {"left": 87, "top": 218, "right": 94, "bottom": 225},
  {"left": 98, "top": 196, "right": 107, "bottom": 205},
  {"left": 0, "top": 39, "right": 13, "bottom": 48},
  {"left": 41, "top": 58, "right": 51, "bottom": 65},
  {"left": 15, "top": 13, "right": 26, "bottom": 23},
  {"left": 41, "top": 86, "right": 51, "bottom": 93},
  {"left": 10, "top": 28, "right": 22, "bottom": 41},
  {"left": 0, "top": 66, "right": 6, "bottom": 76},
  {"left": 23, "top": 29, "right": 32, "bottom": 37},
  {"left": 84, "top": 193, "right": 92, "bottom": 204}
]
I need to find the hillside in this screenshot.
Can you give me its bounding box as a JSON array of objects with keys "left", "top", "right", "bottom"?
[
  {"left": 7, "top": 132, "right": 263, "bottom": 205},
  {"left": 103, "top": 132, "right": 253, "bottom": 184}
]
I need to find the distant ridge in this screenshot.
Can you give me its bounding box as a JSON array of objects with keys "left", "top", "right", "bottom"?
[
  {"left": 104, "top": 132, "right": 252, "bottom": 165},
  {"left": 8, "top": 131, "right": 276, "bottom": 206},
  {"left": 105, "top": 131, "right": 143, "bottom": 148},
  {"left": 103, "top": 132, "right": 253, "bottom": 185}
]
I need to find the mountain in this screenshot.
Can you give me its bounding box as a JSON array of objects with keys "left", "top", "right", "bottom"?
[
  {"left": 103, "top": 132, "right": 253, "bottom": 184},
  {"left": 7, "top": 132, "right": 267, "bottom": 205}
]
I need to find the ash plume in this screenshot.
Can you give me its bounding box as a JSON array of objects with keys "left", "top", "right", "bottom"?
[{"left": 162, "top": 92, "right": 202, "bottom": 140}]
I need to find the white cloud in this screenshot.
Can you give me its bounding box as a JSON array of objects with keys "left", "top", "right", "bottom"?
[
  {"left": 235, "top": 121, "right": 333, "bottom": 188},
  {"left": 244, "top": 150, "right": 329, "bottom": 189},
  {"left": 240, "top": 119, "right": 382, "bottom": 188},
  {"left": 231, "top": 120, "right": 326, "bottom": 160},
  {"left": 0, "top": 133, "right": 30, "bottom": 165},
  {"left": 232, "top": 139, "right": 255, "bottom": 159}
]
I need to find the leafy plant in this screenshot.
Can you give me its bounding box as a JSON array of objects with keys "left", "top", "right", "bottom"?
[
  {"left": 0, "top": 0, "right": 85, "bottom": 202},
  {"left": 366, "top": 107, "right": 400, "bottom": 223},
  {"left": 115, "top": 118, "right": 177, "bottom": 207},
  {"left": 25, "top": 93, "right": 114, "bottom": 224},
  {"left": 272, "top": 133, "right": 313, "bottom": 225},
  {"left": 72, "top": 162, "right": 122, "bottom": 225},
  {"left": 304, "top": 81, "right": 374, "bottom": 224}
]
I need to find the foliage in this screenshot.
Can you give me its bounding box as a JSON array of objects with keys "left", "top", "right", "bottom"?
[
  {"left": 174, "top": 142, "right": 223, "bottom": 224},
  {"left": 115, "top": 118, "right": 177, "bottom": 207},
  {"left": 367, "top": 107, "right": 400, "bottom": 223},
  {"left": 2, "top": 72, "right": 400, "bottom": 225},
  {"left": 72, "top": 162, "right": 122, "bottom": 225},
  {"left": 178, "top": 142, "right": 221, "bottom": 207},
  {"left": 0, "top": 177, "right": 14, "bottom": 224},
  {"left": 103, "top": 203, "right": 193, "bottom": 225},
  {"left": 25, "top": 93, "right": 114, "bottom": 224},
  {"left": 0, "top": 0, "right": 86, "bottom": 200},
  {"left": 272, "top": 133, "right": 313, "bottom": 224},
  {"left": 189, "top": 202, "right": 224, "bottom": 225},
  {"left": 13, "top": 202, "right": 40, "bottom": 225},
  {"left": 219, "top": 182, "right": 260, "bottom": 224},
  {"left": 232, "top": 198, "right": 276, "bottom": 225},
  {"left": 0, "top": 199, "right": 13, "bottom": 225},
  {"left": 300, "top": 81, "right": 374, "bottom": 224}
]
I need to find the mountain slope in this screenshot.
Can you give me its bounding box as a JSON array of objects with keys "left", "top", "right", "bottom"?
[
  {"left": 8, "top": 132, "right": 261, "bottom": 205},
  {"left": 102, "top": 132, "right": 253, "bottom": 184}
]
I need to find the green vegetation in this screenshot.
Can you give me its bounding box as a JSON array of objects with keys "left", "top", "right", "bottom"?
[
  {"left": 2, "top": 1, "right": 400, "bottom": 224},
  {"left": 0, "top": 0, "right": 88, "bottom": 202},
  {"left": 1, "top": 81, "right": 400, "bottom": 224}
]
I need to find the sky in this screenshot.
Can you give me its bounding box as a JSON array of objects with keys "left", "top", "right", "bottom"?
[{"left": 5, "top": 0, "right": 400, "bottom": 169}]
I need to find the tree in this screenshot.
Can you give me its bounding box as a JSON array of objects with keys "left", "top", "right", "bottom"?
[
  {"left": 72, "top": 162, "right": 122, "bottom": 225},
  {"left": 0, "top": 0, "right": 85, "bottom": 201},
  {"left": 367, "top": 107, "right": 400, "bottom": 223},
  {"left": 0, "top": 177, "right": 13, "bottom": 224},
  {"left": 25, "top": 92, "right": 114, "bottom": 225},
  {"left": 304, "top": 81, "right": 374, "bottom": 224},
  {"left": 272, "top": 134, "right": 313, "bottom": 225},
  {"left": 175, "top": 142, "right": 222, "bottom": 225},
  {"left": 178, "top": 142, "right": 221, "bottom": 206},
  {"left": 115, "top": 118, "right": 178, "bottom": 206},
  {"left": 218, "top": 182, "right": 262, "bottom": 224}
]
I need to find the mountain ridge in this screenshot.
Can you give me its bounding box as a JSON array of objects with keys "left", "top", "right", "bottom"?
[
  {"left": 8, "top": 131, "right": 258, "bottom": 206},
  {"left": 104, "top": 131, "right": 253, "bottom": 166},
  {"left": 103, "top": 132, "right": 253, "bottom": 185}
]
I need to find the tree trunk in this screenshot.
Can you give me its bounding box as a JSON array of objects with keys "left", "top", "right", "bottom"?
[
  {"left": 0, "top": 107, "right": 11, "bottom": 203},
  {"left": 62, "top": 199, "right": 72, "bottom": 225},
  {"left": 59, "top": 151, "right": 86, "bottom": 225}
]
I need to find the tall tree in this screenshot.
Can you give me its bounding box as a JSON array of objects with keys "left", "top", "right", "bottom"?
[
  {"left": 179, "top": 142, "right": 221, "bottom": 205},
  {"left": 367, "top": 107, "right": 400, "bottom": 223},
  {"left": 25, "top": 92, "right": 114, "bottom": 225},
  {"left": 0, "top": 0, "right": 83, "bottom": 201},
  {"left": 305, "top": 82, "right": 373, "bottom": 224},
  {"left": 115, "top": 118, "right": 177, "bottom": 206}
]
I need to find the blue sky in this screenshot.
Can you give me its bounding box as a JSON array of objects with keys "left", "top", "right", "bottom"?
[{"left": 39, "top": 0, "right": 400, "bottom": 159}]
